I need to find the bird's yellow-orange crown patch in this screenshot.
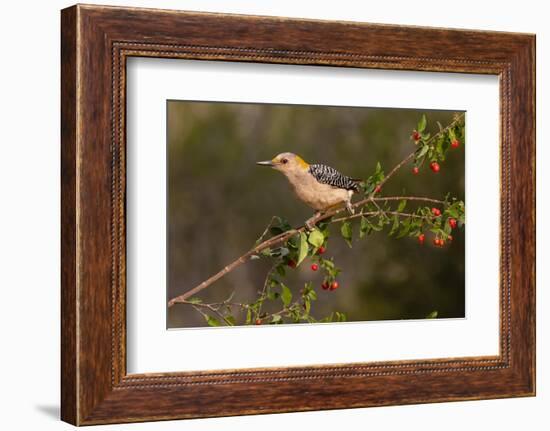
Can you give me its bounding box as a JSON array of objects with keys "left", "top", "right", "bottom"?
[{"left": 295, "top": 155, "right": 310, "bottom": 169}]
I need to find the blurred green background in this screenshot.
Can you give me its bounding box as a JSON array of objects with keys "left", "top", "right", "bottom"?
[{"left": 167, "top": 101, "right": 465, "bottom": 328}]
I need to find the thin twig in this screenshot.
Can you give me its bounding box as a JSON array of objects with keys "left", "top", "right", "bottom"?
[
  {"left": 189, "top": 302, "right": 235, "bottom": 326},
  {"left": 332, "top": 210, "right": 425, "bottom": 223},
  {"left": 195, "top": 299, "right": 248, "bottom": 309},
  {"left": 254, "top": 216, "right": 278, "bottom": 245},
  {"left": 255, "top": 262, "right": 279, "bottom": 319},
  {"left": 372, "top": 196, "right": 444, "bottom": 205}
]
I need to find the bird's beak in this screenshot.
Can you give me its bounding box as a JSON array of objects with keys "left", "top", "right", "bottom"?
[{"left": 256, "top": 160, "right": 275, "bottom": 167}]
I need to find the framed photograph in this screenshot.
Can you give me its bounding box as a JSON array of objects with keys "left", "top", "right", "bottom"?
[{"left": 61, "top": 4, "right": 535, "bottom": 425}]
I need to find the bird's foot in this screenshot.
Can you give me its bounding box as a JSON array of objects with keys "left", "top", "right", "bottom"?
[
  {"left": 305, "top": 212, "right": 322, "bottom": 231},
  {"left": 346, "top": 200, "right": 355, "bottom": 215}
]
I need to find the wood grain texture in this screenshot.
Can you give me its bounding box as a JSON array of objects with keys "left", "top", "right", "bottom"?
[
  {"left": 60, "top": 4, "right": 536, "bottom": 425},
  {"left": 60, "top": 5, "right": 78, "bottom": 425}
]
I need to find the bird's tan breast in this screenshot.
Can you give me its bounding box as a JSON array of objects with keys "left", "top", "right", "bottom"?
[{"left": 284, "top": 170, "right": 350, "bottom": 211}]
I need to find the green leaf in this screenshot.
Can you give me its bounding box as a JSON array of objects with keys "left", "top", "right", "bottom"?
[
  {"left": 374, "top": 162, "right": 385, "bottom": 181},
  {"left": 224, "top": 315, "right": 236, "bottom": 326},
  {"left": 304, "top": 298, "right": 311, "bottom": 314},
  {"left": 297, "top": 232, "right": 308, "bottom": 265},
  {"left": 389, "top": 214, "right": 400, "bottom": 236},
  {"left": 317, "top": 220, "right": 331, "bottom": 233},
  {"left": 359, "top": 216, "right": 371, "bottom": 238},
  {"left": 445, "top": 202, "right": 462, "bottom": 218},
  {"left": 246, "top": 309, "right": 252, "bottom": 324},
  {"left": 308, "top": 229, "right": 324, "bottom": 248},
  {"left": 281, "top": 283, "right": 292, "bottom": 307},
  {"left": 340, "top": 221, "right": 353, "bottom": 247},
  {"left": 309, "top": 289, "right": 317, "bottom": 301},
  {"left": 375, "top": 213, "right": 388, "bottom": 231},
  {"left": 441, "top": 135, "right": 450, "bottom": 153},
  {"left": 449, "top": 128, "right": 456, "bottom": 141},
  {"left": 426, "top": 310, "right": 438, "bottom": 319},
  {"left": 205, "top": 316, "right": 221, "bottom": 327},
  {"left": 269, "top": 216, "right": 292, "bottom": 236},
  {"left": 286, "top": 235, "right": 299, "bottom": 249},
  {"left": 397, "top": 199, "right": 407, "bottom": 212},
  {"left": 303, "top": 283, "right": 317, "bottom": 301},
  {"left": 334, "top": 311, "right": 347, "bottom": 322},
  {"left": 418, "top": 114, "right": 427, "bottom": 133},
  {"left": 321, "top": 258, "right": 335, "bottom": 270},
  {"left": 271, "top": 314, "right": 283, "bottom": 324},
  {"left": 435, "top": 136, "right": 446, "bottom": 160},
  {"left": 371, "top": 220, "right": 383, "bottom": 231},
  {"left": 416, "top": 145, "right": 429, "bottom": 159},
  {"left": 396, "top": 217, "right": 411, "bottom": 239}
]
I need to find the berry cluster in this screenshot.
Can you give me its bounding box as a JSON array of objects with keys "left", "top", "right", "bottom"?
[
  {"left": 409, "top": 116, "right": 464, "bottom": 248},
  {"left": 410, "top": 113, "right": 461, "bottom": 176},
  {"left": 321, "top": 281, "right": 339, "bottom": 291},
  {"left": 417, "top": 213, "right": 459, "bottom": 248},
  {"left": 286, "top": 243, "right": 342, "bottom": 293}
]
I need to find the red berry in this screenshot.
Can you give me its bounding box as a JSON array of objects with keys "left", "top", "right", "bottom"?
[
  {"left": 431, "top": 207, "right": 441, "bottom": 217},
  {"left": 287, "top": 260, "right": 297, "bottom": 268},
  {"left": 418, "top": 233, "right": 425, "bottom": 244},
  {"left": 433, "top": 238, "right": 446, "bottom": 247},
  {"left": 317, "top": 246, "right": 326, "bottom": 255},
  {"left": 448, "top": 218, "right": 457, "bottom": 229},
  {"left": 321, "top": 282, "right": 330, "bottom": 290},
  {"left": 412, "top": 131, "right": 421, "bottom": 141},
  {"left": 451, "top": 139, "right": 460, "bottom": 149},
  {"left": 255, "top": 319, "right": 262, "bottom": 325},
  {"left": 412, "top": 166, "right": 419, "bottom": 175},
  {"left": 329, "top": 281, "right": 339, "bottom": 291},
  {"left": 430, "top": 161, "right": 440, "bottom": 173},
  {"left": 374, "top": 185, "right": 382, "bottom": 193},
  {"left": 448, "top": 235, "right": 453, "bottom": 241},
  {"left": 311, "top": 263, "right": 319, "bottom": 271}
]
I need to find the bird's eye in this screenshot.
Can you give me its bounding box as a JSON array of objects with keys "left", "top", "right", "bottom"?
[{"left": 281, "top": 158, "right": 288, "bottom": 164}]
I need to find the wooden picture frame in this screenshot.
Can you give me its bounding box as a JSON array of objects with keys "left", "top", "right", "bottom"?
[{"left": 61, "top": 4, "right": 535, "bottom": 425}]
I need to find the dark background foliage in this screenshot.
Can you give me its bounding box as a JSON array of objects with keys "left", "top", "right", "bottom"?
[{"left": 166, "top": 101, "right": 465, "bottom": 328}]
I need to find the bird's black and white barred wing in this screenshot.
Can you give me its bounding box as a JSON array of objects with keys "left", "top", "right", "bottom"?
[{"left": 308, "top": 164, "right": 360, "bottom": 192}]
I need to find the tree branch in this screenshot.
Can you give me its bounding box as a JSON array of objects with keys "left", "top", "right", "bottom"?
[{"left": 168, "top": 231, "right": 299, "bottom": 306}]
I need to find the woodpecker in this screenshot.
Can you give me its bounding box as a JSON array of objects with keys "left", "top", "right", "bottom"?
[{"left": 257, "top": 152, "right": 361, "bottom": 219}]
